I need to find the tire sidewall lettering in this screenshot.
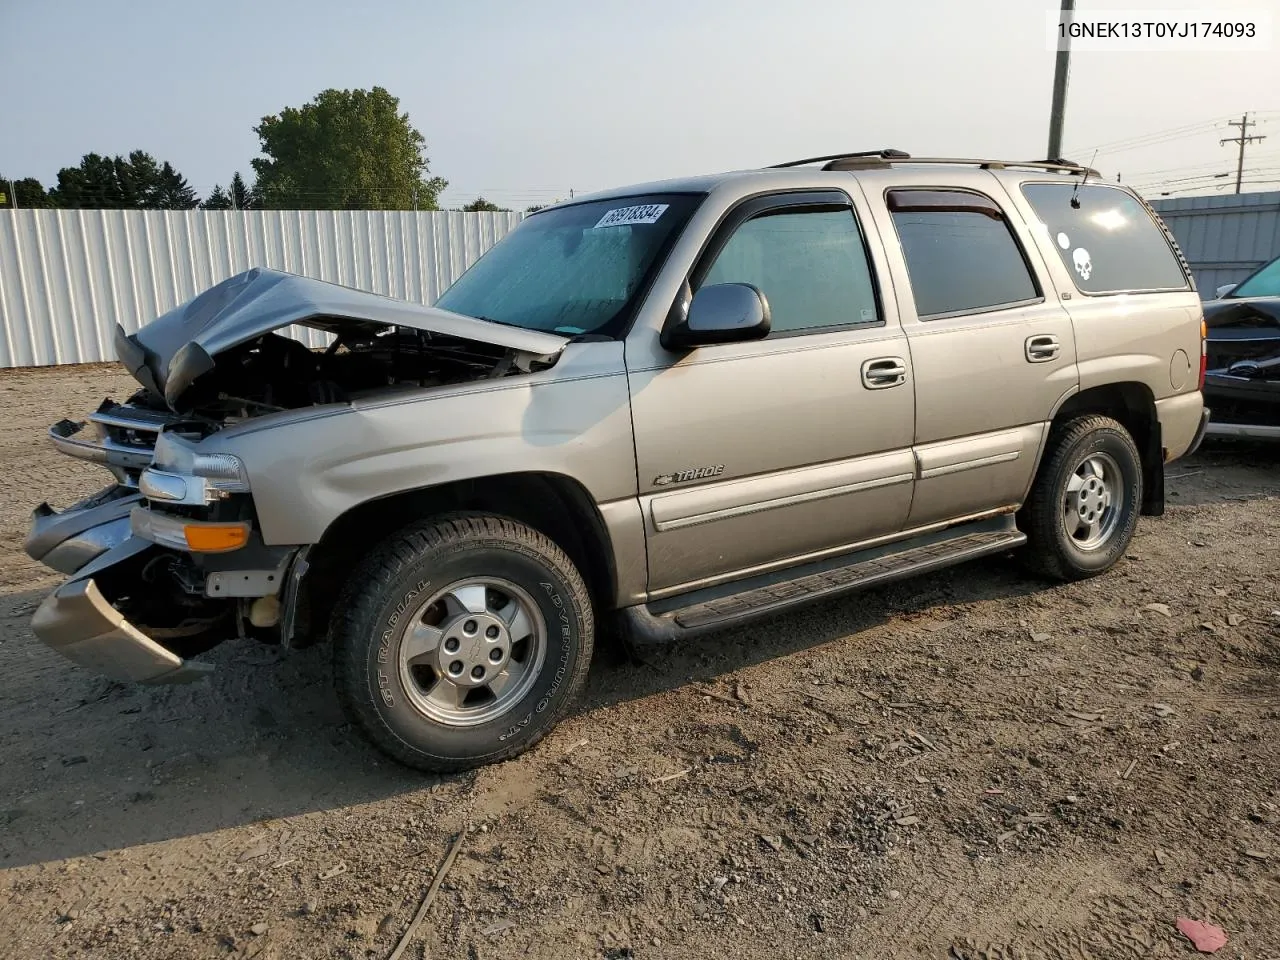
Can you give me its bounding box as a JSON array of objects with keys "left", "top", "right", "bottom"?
[{"left": 375, "top": 579, "right": 431, "bottom": 708}]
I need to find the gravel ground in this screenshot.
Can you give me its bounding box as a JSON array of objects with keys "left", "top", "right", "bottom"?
[{"left": 2, "top": 364, "right": 1280, "bottom": 960}]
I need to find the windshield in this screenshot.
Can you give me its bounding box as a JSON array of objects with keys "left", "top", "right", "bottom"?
[
  {"left": 1230, "top": 254, "right": 1280, "bottom": 298},
  {"left": 435, "top": 193, "right": 702, "bottom": 338}
]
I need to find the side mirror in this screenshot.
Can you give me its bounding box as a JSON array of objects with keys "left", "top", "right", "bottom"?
[
  {"left": 1215, "top": 283, "right": 1237, "bottom": 299},
  {"left": 662, "top": 282, "right": 771, "bottom": 350}
]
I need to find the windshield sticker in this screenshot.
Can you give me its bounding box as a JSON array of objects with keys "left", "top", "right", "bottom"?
[
  {"left": 1072, "top": 247, "right": 1093, "bottom": 281},
  {"left": 1057, "top": 231, "right": 1071, "bottom": 250},
  {"left": 594, "top": 204, "right": 669, "bottom": 229}
]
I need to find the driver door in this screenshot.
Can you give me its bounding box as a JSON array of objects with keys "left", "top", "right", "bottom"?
[{"left": 626, "top": 190, "right": 917, "bottom": 595}]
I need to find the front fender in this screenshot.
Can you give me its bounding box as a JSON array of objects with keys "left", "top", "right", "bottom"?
[{"left": 202, "top": 345, "right": 637, "bottom": 546}]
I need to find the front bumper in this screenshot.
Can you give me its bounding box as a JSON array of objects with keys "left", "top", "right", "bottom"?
[
  {"left": 29, "top": 536, "right": 214, "bottom": 684},
  {"left": 25, "top": 484, "right": 141, "bottom": 575},
  {"left": 32, "top": 574, "right": 213, "bottom": 684}
]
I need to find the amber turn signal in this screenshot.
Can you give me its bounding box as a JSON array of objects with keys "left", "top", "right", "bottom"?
[{"left": 183, "top": 522, "right": 250, "bottom": 553}]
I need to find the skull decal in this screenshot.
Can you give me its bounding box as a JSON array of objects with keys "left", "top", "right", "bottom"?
[{"left": 1072, "top": 247, "right": 1093, "bottom": 281}]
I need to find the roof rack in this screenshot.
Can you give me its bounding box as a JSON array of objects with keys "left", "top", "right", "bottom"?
[
  {"left": 770, "top": 151, "right": 1100, "bottom": 178},
  {"left": 770, "top": 149, "right": 911, "bottom": 168}
]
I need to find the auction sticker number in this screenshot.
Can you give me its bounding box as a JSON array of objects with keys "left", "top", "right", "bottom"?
[{"left": 594, "top": 204, "right": 669, "bottom": 228}]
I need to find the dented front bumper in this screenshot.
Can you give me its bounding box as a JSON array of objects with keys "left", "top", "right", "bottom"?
[
  {"left": 26, "top": 491, "right": 215, "bottom": 685},
  {"left": 32, "top": 567, "right": 213, "bottom": 684},
  {"left": 25, "top": 484, "right": 141, "bottom": 575}
]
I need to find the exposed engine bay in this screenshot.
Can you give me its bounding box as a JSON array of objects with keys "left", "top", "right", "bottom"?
[{"left": 149, "top": 323, "right": 540, "bottom": 423}]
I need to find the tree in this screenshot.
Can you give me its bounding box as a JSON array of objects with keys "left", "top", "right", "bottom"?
[
  {"left": 462, "top": 197, "right": 509, "bottom": 212},
  {"left": 49, "top": 151, "right": 199, "bottom": 208},
  {"left": 50, "top": 153, "right": 125, "bottom": 207},
  {"left": 252, "top": 86, "right": 447, "bottom": 210},
  {"left": 525, "top": 204, "right": 546, "bottom": 214},
  {"left": 229, "top": 172, "right": 259, "bottom": 210},
  {"left": 0, "top": 176, "right": 52, "bottom": 208},
  {"left": 202, "top": 184, "right": 232, "bottom": 210},
  {"left": 202, "top": 173, "right": 260, "bottom": 211},
  {"left": 153, "top": 161, "right": 199, "bottom": 209}
]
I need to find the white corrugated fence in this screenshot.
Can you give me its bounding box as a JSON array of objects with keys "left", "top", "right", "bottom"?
[{"left": 0, "top": 208, "right": 523, "bottom": 368}]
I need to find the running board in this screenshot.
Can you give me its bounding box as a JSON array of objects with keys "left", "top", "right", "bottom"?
[{"left": 620, "top": 516, "right": 1025, "bottom": 647}]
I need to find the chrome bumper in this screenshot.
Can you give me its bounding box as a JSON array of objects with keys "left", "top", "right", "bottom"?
[
  {"left": 47, "top": 400, "right": 174, "bottom": 487},
  {"left": 29, "top": 537, "right": 214, "bottom": 685}
]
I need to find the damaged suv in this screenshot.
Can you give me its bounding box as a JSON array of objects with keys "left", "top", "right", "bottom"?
[{"left": 26, "top": 152, "right": 1209, "bottom": 772}]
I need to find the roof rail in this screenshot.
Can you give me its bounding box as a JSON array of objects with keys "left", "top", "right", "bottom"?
[
  {"left": 769, "top": 152, "right": 1101, "bottom": 178},
  {"left": 770, "top": 149, "right": 911, "bottom": 168}
]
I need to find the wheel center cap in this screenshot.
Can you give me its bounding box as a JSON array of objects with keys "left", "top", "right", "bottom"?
[{"left": 436, "top": 612, "right": 510, "bottom": 688}]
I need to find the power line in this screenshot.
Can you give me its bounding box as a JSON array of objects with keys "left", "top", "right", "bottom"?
[
  {"left": 1130, "top": 166, "right": 1280, "bottom": 190},
  {"left": 1065, "top": 116, "right": 1233, "bottom": 157}
]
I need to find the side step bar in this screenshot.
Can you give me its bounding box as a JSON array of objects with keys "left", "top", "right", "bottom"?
[{"left": 620, "top": 515, "right": 1025, "bottom": 647}]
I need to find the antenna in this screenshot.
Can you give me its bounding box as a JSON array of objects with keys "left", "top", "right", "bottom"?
[{"left": 1070, "top": 149, "right": 1099, "bottom": 208}]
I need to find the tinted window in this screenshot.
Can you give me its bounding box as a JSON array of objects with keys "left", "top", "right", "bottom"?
[
  {"left": 1021, "top": 183, "right": 1189, "bottom": 294},
  {"left": 435, "top": 193, "right": 701, "bottom": 338},
  {"left": 700, "top": 208, "right": 879, "bottom": 333},
  {"left": 888, "top": 190, "right": 1039, "bottom": 318},
  {"left": 1230, "top": 254, "right": 1280, "bottom": 298}
]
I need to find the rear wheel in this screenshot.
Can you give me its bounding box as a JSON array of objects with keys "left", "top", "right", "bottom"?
[
  {"left": 1020, "top": 415, "right": 1143, "bottom": 581},
  {"left": 333, "top": 514, "right": 593, "bottom": 772}
]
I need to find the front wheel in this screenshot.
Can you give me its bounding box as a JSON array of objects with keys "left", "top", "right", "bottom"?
[
  {"left": 1020, "top": 415, "right": 1143, "bottom": 581},
  {"left": 333, "top": 515, "right": 594, "bottom": 772}
]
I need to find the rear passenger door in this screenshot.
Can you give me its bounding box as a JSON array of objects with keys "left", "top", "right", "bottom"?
[{"left": 866, "top": 182, "right": 1078, "bottom": 527}]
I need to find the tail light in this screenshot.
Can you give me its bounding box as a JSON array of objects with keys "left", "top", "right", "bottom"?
[{"left": 1198, "top": 317, "right": 1207, "bottom": 391}]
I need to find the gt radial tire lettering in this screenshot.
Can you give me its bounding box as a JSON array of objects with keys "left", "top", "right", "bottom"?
[{"left": 375, "top": 579, "right": 431, "bottom": 705}]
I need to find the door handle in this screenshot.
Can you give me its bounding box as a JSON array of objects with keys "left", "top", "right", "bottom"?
[
  {"left": 861, "top": 357, "right": 908, "bottom": 389},
  {"left": 1025, "top": 335, "right": 1061, "bottom": 363}
]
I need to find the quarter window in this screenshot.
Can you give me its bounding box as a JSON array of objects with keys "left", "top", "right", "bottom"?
[
  {"left": 699, "top": 207, "right": 880, "bottom": 334},
  {"left": 1020, "top": 182, "right": 1189, "bottom": 294},
  {"left": 887, "top": 189, "right": 1040, "bottom": 319}
]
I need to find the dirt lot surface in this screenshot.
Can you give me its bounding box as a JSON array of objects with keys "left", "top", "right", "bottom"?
[{"left": 2, "top": 364, "right": 1280, "bottom": 960}]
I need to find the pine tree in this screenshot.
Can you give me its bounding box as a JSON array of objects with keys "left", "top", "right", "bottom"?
[
  {"left": 202, "top": 184, "right": 232, "bottom": 209},
  {"left": 228, "top": 172, "right": 259, "bottom": 210}
]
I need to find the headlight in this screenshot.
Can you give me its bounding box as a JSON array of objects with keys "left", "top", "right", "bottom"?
[
  {"left": 193, "top": 453, "right": 251, "bottom": 493},
  {"left": 139, "top": 454, "right": 250, "bottom": 506}
]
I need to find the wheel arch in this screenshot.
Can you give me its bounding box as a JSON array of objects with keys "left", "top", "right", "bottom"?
[
  {"left": 1047, "top": 382, "right": 1163, "bottom": 516},
  {"left": 292, "top": 472, "right": 618, "bottom": 646}
]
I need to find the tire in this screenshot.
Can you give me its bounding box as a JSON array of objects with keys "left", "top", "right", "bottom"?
[
  {"left": 333, "top": 514, "right": 594, "bottom": 772},
  {"left": 1020, "top": 415, "right": 1143, "bottom": 581}
]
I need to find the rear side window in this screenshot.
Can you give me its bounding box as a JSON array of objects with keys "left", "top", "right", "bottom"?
[
  {"left": 1020, "top": 183, "right": 1189, "bottom": 295},
  {"left": 887, "top": 189, "right": 1040, "bottom": 319}
]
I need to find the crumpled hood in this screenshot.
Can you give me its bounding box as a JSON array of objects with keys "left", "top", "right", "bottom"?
[
  {"left": 1202, "top": 294, "right": 1280, "bottom": 330},
  {"left": 114, "top": 267, "right": 569, "bottom": 409}
]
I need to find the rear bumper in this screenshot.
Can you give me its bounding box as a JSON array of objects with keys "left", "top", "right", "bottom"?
[
  {"left": 1185, "top": 407, "right": 1211, "bottom": 457},
  {"left": 31, "top": 572, "right": 213, "bottom": 684},
  {"left": 1155, "top": 391, "right": 1207, "bottom": 462}
]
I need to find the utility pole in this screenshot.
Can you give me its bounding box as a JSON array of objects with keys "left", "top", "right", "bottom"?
[
  {"left": 1220, "top": 113, "right": 1265, "bottom": 194},
  {"left": 1046, "top": 0, "right": 1075, "bottom": 160}
]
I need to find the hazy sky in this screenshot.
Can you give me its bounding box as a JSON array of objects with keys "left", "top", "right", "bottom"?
[{"left": 3, "top": 0, "right": 1278, "bottom": 207}]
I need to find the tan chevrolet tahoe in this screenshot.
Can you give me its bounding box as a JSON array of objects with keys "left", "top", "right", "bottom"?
[{"left": 25, "top": 151, "right": 1209, "bottom": 772}]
